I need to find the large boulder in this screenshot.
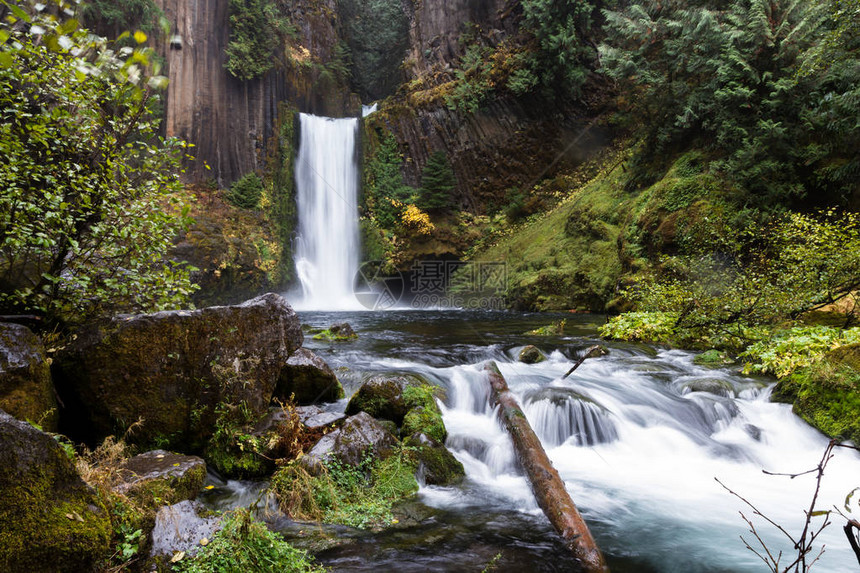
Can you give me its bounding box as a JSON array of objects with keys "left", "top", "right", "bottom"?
[
  {"left": 0, "top": 410, "right": 111, "bottom": 572},
  {"left": 300, "top": 412, "right": 397, "bottom": 474},
  {"left": 52, "top": 293, "right": 303, "bottom": 449},
  {"left": 277, "top": 348, "right": 344, "bottom": 404},
  {"left": 518, "top": 345, "right": 546, "bottom": 364},
  {"left": 0, "top": 323, "right": 58, "bottom": 431}
]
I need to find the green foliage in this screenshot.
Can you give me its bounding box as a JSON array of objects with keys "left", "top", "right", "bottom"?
[
  {"left": 526, "top": 319, "right": 567, "bottom": 336},
  {"left": 174, "top": 509, "right": 326, "bottom": 573},
  {"left": 205, "top": 402, "right": 270, "bottom": 478},
  {"left": 82, "top": 0, "right": 164, "bottom": 37},
  {"left": 418, "top": 151, "right": 455, "bottom": 211},
  {"left": 740, "top": 327, "right": 860, "bottom": 378},
  {"left": 0, "top": 1, "right": 197, "bottom": 326},
  {"left": 227, "top": 172, "right": 263, "bottom": 210},
  {"left": 445, "top": 42, "right": 493, "bottom": 113},
  {"left": 517, "top": 0, "right": 597, "bottom": 100},
  {"left": 772, "top": 350, "right": 860, "bottom": 444},
  {"left": 600, "top": 0, "right": 860, "bottom": 205},
  {"left": 224, "top": 0, "right": 293, "bottom": 81},
  {"left": 363, "top": 131, "right": 414, "bottom": 230},
  {"left": 339, "top": 0, "right": 409, "bottom": 100},
  {"left": 627, "top": 211, "right": 860, "bottom": 348},
  {"left": 271, "top": 447, "right": 418, "bottom": 530},
  {"left": 599, "top": 312, "right": 678, "bottom": 344},
  {"left": 401, "top": 384, "right": 446, "bottom": 443}
]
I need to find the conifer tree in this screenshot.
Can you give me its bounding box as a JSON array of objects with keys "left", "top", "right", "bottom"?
[{"left": 418, "top": 151, "right": 455, "bottom": 212}]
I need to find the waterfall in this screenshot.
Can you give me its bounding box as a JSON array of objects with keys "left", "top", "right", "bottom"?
[{"left": 293, "top": 114, "right": 361, "bottom": 310}]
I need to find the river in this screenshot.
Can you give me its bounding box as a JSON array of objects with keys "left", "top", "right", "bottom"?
[{"left": 208, "top": 309, "right": 860, "bottom": 572}]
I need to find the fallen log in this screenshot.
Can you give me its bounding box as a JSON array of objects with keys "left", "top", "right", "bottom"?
[{"left": 484, "top": 361, "right": 609, "bottom": 573}]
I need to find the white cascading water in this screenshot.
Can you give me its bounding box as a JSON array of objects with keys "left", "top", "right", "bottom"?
[
  {"left": 423, "top": 349, "right": 860, "bottom": 572},
  {"left": 293, "top": 113, "right": 361, "bottom": 310}
]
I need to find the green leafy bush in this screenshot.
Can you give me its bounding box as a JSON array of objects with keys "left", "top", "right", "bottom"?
[
  {"left": 0, "top": 2, "right": 196, "bottom": 325},
  {"left": 224, "top": 0, "right": 294, "bottom": 81},
  {"left": 599, "top": 312, "right": 677, "bottom": 344},
  {"left": 741, "top": 327, "right": 860, "bottom": 379},
  {"left": 227, "top": 172, "right": 264, "bottom": 209},
  {"left": 174, "top": 509, "right": 325, "bottom": 573}
]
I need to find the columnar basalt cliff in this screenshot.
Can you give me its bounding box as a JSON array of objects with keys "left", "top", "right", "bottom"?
[{"left": 154, "top": 0, "right": 357, "bottom": 185}]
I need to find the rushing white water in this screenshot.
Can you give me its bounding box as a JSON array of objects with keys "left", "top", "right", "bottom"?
[
  {"left": 293, "top": 114, "right": 361, "bottom": 310},
  {"left": 423, "top": 349, "right": 860, "bottom": 572}
]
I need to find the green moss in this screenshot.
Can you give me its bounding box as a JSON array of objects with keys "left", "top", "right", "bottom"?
[
  {"left": 0, "top": 468, "right": 112, "bottom": 572},
  {"left": 403, "top": 436, "right": 465, "bottom": 486},
  {"left": 312, "top": 329, "right": 358, "bottom": 342},
  {"left": 773, "top": 351, "right": 860, "bottom": 444},
  {"left": 693, "top": 349, "right": 734, "bottom": 366}
]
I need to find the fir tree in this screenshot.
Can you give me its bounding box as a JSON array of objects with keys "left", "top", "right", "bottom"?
[{"left": 418, "top": 151, "right": 455, "bottom": 212}]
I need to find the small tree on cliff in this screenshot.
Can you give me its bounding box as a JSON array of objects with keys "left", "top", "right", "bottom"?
[
  {"left": 0, "top": 0, "right": 197, "bottom": 326},
  {"left": 418, "top": 151, "right": 455, "bottom": 212}
]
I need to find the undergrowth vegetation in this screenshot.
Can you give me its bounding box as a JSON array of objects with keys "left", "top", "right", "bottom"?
[{"left": 271, "top": 447, "right": 418, "bottom": 530}]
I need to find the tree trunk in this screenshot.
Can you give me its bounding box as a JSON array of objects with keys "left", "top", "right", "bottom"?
[{"left": 484, "top": 361, "right": 610, "bottom": 573}]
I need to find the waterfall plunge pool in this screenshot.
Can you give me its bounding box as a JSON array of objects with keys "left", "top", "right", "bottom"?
[{"left": 208, "top": 310, "right": 860, "bottom": 572}]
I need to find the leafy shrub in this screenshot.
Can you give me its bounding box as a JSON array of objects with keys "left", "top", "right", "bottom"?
[
  {"left": 174, "top": 509, "right": 325, "bottom": 573},
  {"left": 599, "top": 312, "right": 677, "bottom": 344},
  {"left": 741, "top": 327, "right": 860, "bottom": 379},
  {"left": 227, "top": 172, "right": 264, "bottom": 209}
]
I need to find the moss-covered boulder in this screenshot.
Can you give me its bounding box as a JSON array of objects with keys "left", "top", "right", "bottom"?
[
  {"left": 693, "top": 349, "right": 735, "bottom": 367},
  {"left": 772, "top": 343, "right": 860, "bottom": 444},
  {"left": 400, "top": 384, "right": 447, "bottom": 443},
  {"left": 300, "top": 412, "right": 397, "bottom": 474},
  {"left": 404, "top": 434, "right": 465, "bottom": 486},
  {"left": 277, "top": 348, "right": 344, "bottom": 404},
  {"left": 518, "top": 345, "right": 547, "bottom": 364},
  {"left": 345, "top": 373, "right": 428, "bottom": 424},
  {"left": 312, "top": 322, "right": 358, "bottom": 342},
  {"left": 0, "top": 410, "right": 111, "bottom": 572},
  {"left": 115, "top": 450, "right": 207, "bottom": 504},
  {"left": 0, "top": 323, "right": 58, "bottom": 431},
  {"left": 52, "top": 293, "right": 303, "bottom": 450}
]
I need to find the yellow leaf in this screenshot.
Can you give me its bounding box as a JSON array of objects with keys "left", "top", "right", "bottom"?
[
  {"left": 134, "top": 30, "right": 147, "bottom": 44},
  {"left": 204, "top": 485, "right": 215, "bottom": 490},
  {"left": 200, "top": 538, "right": 209, "bottom": 546},
  {"left": 170, "top": 551, "right": 185, "bottom": 563}
]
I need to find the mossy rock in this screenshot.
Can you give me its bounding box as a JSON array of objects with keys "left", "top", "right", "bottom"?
[
  {"left": 525, "top": 319, "right": 566, "bottom": 336},
  {"left": 518, "top": 345, "right": 547, "bottom": 364},
  {"left": 680, "top": 378, "right": 734, "bottom": 398},
  {"left": 116, "top": 450, "right": 207, "bottom": 504},
  {"left": 277, "top": 348, "right": 344, "bottom": 404},
  {"left": 693, "top": 349, "right": 735, "bottom": 367},
  {"left": 52, "top": 293, "right": 303, "bottom": 450},
  {"left": 345, "top": 373, "right": 428, "bottom": 424},
  {"left": 313, "top": 323, "right": 358, "bottom": 342},
  {"left": 773, "top": 347, "right": 860, "bottom": 444},
  {"left": 204, "top": 404, "right": 275, "bottom": 479},
  {"left": 0, "top": 410, "right": 111, "bottom": 572},
  {"left": 404, "top": 434, "right": 465, "bottom": 486},
  {"left": 0, "top": 323, "right": 58, "bottom": 432}
]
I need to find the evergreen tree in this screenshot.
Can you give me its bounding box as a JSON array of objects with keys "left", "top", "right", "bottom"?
[{"left": 418, "top": 151, "right": 455, "bottom": 212}]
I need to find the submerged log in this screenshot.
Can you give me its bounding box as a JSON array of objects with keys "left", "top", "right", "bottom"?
[{"left": 484, "top": 361, "right": 610, "bottom": 573}]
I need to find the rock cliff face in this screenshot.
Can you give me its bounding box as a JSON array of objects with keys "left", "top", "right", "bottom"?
[{"left": 155, "top": 0, "right": 356, "bottom": 185}]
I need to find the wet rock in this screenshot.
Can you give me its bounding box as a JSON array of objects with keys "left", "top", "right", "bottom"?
[
  {"left": 301, "top": 412, "right": 397, "bottom": 473},
  {"left": 0, "top": 410, "right": 111, "bottom": 572},
  {"left": 518, "top": 345, "right": 546, "bottom": 364},
  {"left": 149, "top": 500, "right": 222, "bottom": 560},
  {"left": 52, "top": 293, "right": 303, "bottom": 449},
  {"left": 693, "top": 349, "right": 735, "bottom": 367},
  {"left": 277, "top": 348, "right": 344, "bottom": 404},
  {"left": 296, "top": 406, "right": 347, "bottom": 430},
  {"left": 405, "top": 433, "right": 465, "bottom": 486},
  {"left": 0, "top": 323, "right": 58, "bottom": 431},
  {"left": 313, "top": 322, "right": 358, "bottom": 341},
  {"left": 115, "top": 450, "right": 206, "bottom": 503},
  {"left": 681, "top": 378, "right": 735, "bottom": 398},
  {"left": 345, "top": 372, "right": 427, "bottom": 424}
]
